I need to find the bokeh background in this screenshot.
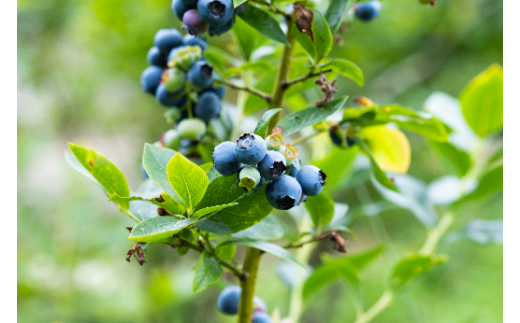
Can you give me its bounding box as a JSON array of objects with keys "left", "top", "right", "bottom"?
[{"left": 17, "top": 0, "right": 503, "bottom": 322}]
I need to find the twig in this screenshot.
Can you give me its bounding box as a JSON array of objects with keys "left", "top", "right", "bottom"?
[
  {"left": 283, "top": 233, "right": 330, "bottom": 249},
  {"left": 291, "top": 128, "right": 327, "bottom": 146},
  {"left": 282, "top": 69, "right": 333, "bottom": 89},
  {"left": 215, "top": 78, "right": 272, "bottom": 103}
]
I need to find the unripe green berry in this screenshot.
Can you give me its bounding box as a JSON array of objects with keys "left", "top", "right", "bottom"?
[
  {"left": 266, "top": 133, "right": 284, "bottom": 151},
  {"left": 163, "top": 68, "right": 185, "bottom": 93},
  {"left": 177, "top": 118, "right": 207, "bottom": 140},
  {"left": 163, "top": 129, "right": 182, "bottom": 150},
  {"left": 170, "top": 45, "right": 203, "bottom": 70},
  {"left": 238, "top": 167, "right": 262, "bottom": 192},
  {"left": 165, "top": 108, "right": 182, "bottom": 122}
]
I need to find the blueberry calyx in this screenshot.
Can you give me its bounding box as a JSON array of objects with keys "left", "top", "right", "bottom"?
[
  {"left": 276, "top": 195, "right": 296, "bottom": 210},
  {"left": 319, "top": 170, "right": 327, "bottom": 185},
  {"left": 269, "top": 161, "right": 286, "bottom": 178},
  {"left": 208, "top": 1, "right": 226, "bottom": 18},
  {"left": 200, "top": 64, "right": 213, "bottom": 80},
  {"left": 237, "top": 133, "right": 255, "bottom": 149}
]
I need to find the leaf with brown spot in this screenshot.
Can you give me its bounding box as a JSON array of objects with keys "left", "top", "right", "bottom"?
[{"left": 294, "top": 4, "right": 314, "bottom": 42}]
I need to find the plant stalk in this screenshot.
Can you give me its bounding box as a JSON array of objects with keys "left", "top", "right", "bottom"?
[
  {"left": 237, "top": 247, "right": 263, "bottom": 323},
  {"left": 266, "top": 20, "right": 297, "bottom": 135}
]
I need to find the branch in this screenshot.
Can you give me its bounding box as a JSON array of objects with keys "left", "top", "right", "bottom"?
[
  {"left": 282, "top": 69, "right": 333, "bottom": 89},
  {"left": 252, "top": 0, "right": 292, "bottom": 19},
  {"left": 215, "top": 78, "right": 272, "bottom": 103},
  {"left": 283, "top": 233, "right": 330, "bottom": 249}
]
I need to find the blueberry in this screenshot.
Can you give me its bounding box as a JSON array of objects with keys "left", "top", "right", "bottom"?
[
  {"left": 188, "top": 60, "right": 214, "bottom": 89},
  {"left": 140, "top": 66, "right": 165, "bottom": 95},
  {"left": 198, "top": 0, "right": 234, "bottom": 27},
  {"left": 354, "top": 1, "right": 381, "bottom": 22},
  {"left": 195, "top": 91, "right": 221, "bottom": 122},
  {"left": 165, "top": 107, "right": 182, "bottom": 121},
  {"left": 235, "top": 133, "right": 267, "bottom": 165},
  {"left": 253, "top": 296, "right": 267, "bottom": 312},
  {"left": 172, "top": 0, "right": 196, "bottom": 21},
  {"left": 252, "top": 312, "right": 273, "bottom": 323},
  {"left": 296, "top": 165, "right": 326, "bottom": 196},
  {"left": 203, "top": 85, "right": 225, "bottom": 99},
  {"left": 217, "top": 286, "right": 241, "bottom": 315},
  {"left": 154, "top": 29, "right": 183, "bottom": 54},
  {"left": 177, "top": 118, "right": 207, "bottom": 140},
  {"left": 329, "top": 129, "right": 344, "bottom": 147},
  {"left": 155, "top": 83, "right": 187, "bottom": 107},
  {"left": 183, "top": 9, "right": 209, "bottom": 35},
  {"left": 183, "top": 34, "right": 209, "bottom": 50},
  {"left": 163, "top": 68, "right": 186, "bottom": 93},
  {"left": 141, "top": 163, "right": 149, "bottom": 180},
  {"left": 147, "top": 46, "right": 167, "bottom": 67},
  {"left": 237, "top": 166, "right": 262, "bottom": 191},
  {"left": 180, "top": 0, "right": 198, "bottom": 6},
  {"left": 163, "top": 129, "right": 182, "bottom": 150},
  {"left": 208, "top": 16, "right": 234, "bottom": 36},
  {"left": 212, "top": 141, "right": 241, "bottom": 176},
  {"left": 265, "top": 175, "right": 302, "bottom": 210},
  {"left": 258, "top": 150, "right": 286, "bottom": 180}
]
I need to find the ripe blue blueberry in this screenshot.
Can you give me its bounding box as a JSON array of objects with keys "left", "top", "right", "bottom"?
[
  {"left": 265, "top": 175, "right": 302, "bottom": 210},
  {"left": 141, "top": 66, "right": 165, "bottom": 95},
  {"left": 252, "top": 311, "right": 273, "bottom": 323},
  {"left": 257, "top": 150, "right": 287, "bottom": 180},
  {"left": 147, "top": 46, "right": 167, "bottom": 67},
  {"left": 172, "top": 0, "right": 196, "bottom": 20},
  {"left": 183, "top": 34, "right": 209, "bottom": 50},
  {"left": 154, "top": 29, "right": 183, "bottom": 55},
  {"left": 296, "top": 165, "right": 327, "bottom": 196},
  {"left": 183, "top": 9, "right": 209, "bottom": 35},
  {"left": 195, "top": 91, "right": 221, "bottom": 122},
  {"left": 203, "top": 85, "right": 225, "bottom": 99},
  {"left": 155, "top": 83, "right": 187, "bottom": 107},
  {"left": 208, "top": 17, "right": 234, "bottom": 36},
  {"left": 217, "top": 286, "right": 241, "bottom": 315},
  {"left": 354, "top": 1, "right": 382, "bottom": 22},
  {"left": 197, "top": 0, "right": 234, "bottom": 27},
  {"left": 188, "top": 61, "right": 214, "bottom": 89},
  {"left": 234, "top": 133, "right": 267, "bottom": 165},
  {"left": 212, "top": 141, "right": 241, "bottom": 176}
]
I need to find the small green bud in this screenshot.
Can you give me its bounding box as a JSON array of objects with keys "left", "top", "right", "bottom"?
[
  {"left": 177, "top": 118, "right": 207, "bottom": 140},
  {"left": 163, "top": 68, "right": 185, "bottom": 93},
  {"left": 266, "top": 133, "right": 284, "bottom": 151},
  {"left": 169, "top": 45, "right": 203, "bottom": 70},
  {"left": 163, "top": 129, "right": 182, "bottom": 150},
  {"left": 238, "top": 167, "right": 262, "bottom": 192}
]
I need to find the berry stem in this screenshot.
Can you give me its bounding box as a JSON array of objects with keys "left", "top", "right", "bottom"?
[
  {"left": 237, "top": 247, "right": 263, "bottom": 323},
  {"left": 266, "top": 17, "right": 297, "bottom": 135},
  {"left": 282, "top": 69, "right": 333, "bottom": 89}
]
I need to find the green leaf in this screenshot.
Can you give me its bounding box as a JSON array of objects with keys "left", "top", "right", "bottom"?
[
  {"left": 324, "top": 245, "right": 385, "bottom": 271},
  {"left": 325, "top": 0, "right": 351, "bottom": 34},
  {"left": 375, "top": 105, "right": 449, "bottom": 142},
  {"left": 167, "top": 153, "right": 209, "bottom": 212},
  {"left": 238, "top": 4, "right": 289, "bottom": 45},
  {"left": 359, "top": 125, "right": 411, "bottom": 174},
  {"left": 457, "top": 165, "right": 503, "bottom": 205},
  {"left": 216, "top": 243, "right": 236, "bottom": 262},
  {"left": 193, "top": 251, "right": 222, "bottom": 294},
  {"left": 69, "top": 143, "right": 130, "bottom": 211},
  {"left": 460, "top": 64, "right": 503, "bottom": 138},
  {"left": 203, "top": 49, "right": 226, "bottom": 76},
  {"left": 278, "top": 97, "right": 348, "bottom": 136},
  {"left": 429, "top": 141, "right": 472, "bottom": 177},
  {"left": 231, "top": 215, "right": 284, "bottom": 240},
  {"left": 224, "top": 239, "right": 304, "bottom": 267},
  {"left": 234, "top": 0, "right": 247, "bottom": 8},
  {"left": 392, "top": 253, "right": 448, "bottom": 286},
  {"left": 233, "top": 16, "right": 269, "bottom": 60},
  {"left": 254, "top": 108, "right": 282, "bottom": 138},
  {"left": 65, "top": 152, "right": 105, "bottom": 193},
  {"left": 200, "top": 162, "right": 214, "bottom": 173},
  {"left": 192, "top": 203, "right": 239, "bottom": 218},
  {"left": 244, "top": 74, "right": 276, "bottom": 115},
  {"left": 129, "top": 216, "right": 198, "bottom": 243},
  {"left": 292, "top": 9, "right": 333, "bottom": 63},
  {"left": 312, "top": 146, "right": 358, "bottom": 195},
  {"left": 129, "top": 201, "right": 158, "bottom": 222},
  {"left": 195, "top": 176, "right": 273, "bottom": 234},
  {"left": 197, "top": 137, "right": 216, "bottom": 163},
  {"left": 109, "top": 193, "right": 186, "bottom": 216},
  {"left": 319, "top": 58, "right": 364, "bottom": 86},
  {"left": 356, "top": 138, "right": 399, "bottom": 192},
  {"left": 305, "top": 193, "right": 335, "bottom": 228},
  {"left": 142, "top": 143, "right": 186, "bottom": 208},
  {"left": 302, "top": 265, "right": 344, "bottom": 301}
]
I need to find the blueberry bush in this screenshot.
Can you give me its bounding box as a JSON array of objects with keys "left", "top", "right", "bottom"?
[{"left": 47, "top": 0, "right": 502, "bottom": 322}]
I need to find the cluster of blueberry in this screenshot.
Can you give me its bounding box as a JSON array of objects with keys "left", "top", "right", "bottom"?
[
  {"left": 212, "top": 132, "right": 327, "bottom": 210},
  {"left": 172, "top": 0, "right": 241, "bottom": 36},
  {"left": 217, "top": 286, "right": 273, "bottom": 323},
  {"left": 140, "top": 27, "right": 226, "bottom": 144},
  {"left": 354, "top": 0, "right": 382, "bottom": 22}
]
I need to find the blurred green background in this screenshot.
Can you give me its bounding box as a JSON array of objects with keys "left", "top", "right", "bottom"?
[{"left": 17, "top": 0, "right": 503, "bottom": 322}]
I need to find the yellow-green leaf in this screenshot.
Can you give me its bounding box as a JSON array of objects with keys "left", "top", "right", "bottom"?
[{"left": 167, "top": 153, "right": 209, "bottom": 212}]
